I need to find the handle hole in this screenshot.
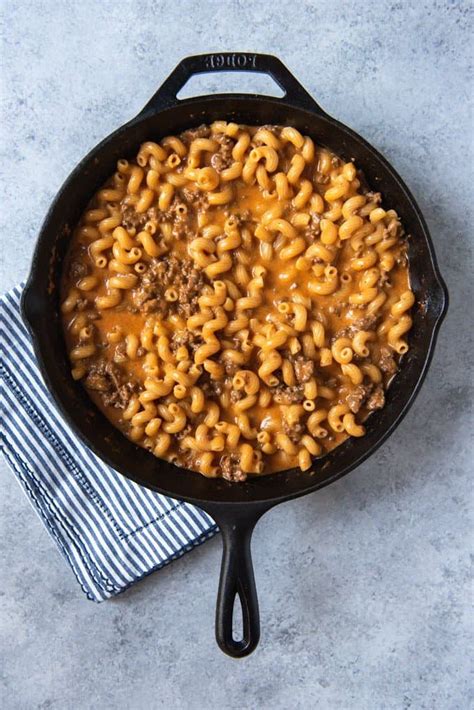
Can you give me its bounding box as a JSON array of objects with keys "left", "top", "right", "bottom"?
[
  {"left": 177, "top": 72, "right": 285, "bottom": 100},
  {"left": 232, "top": 591, "right": 244, "bottom": 643}
]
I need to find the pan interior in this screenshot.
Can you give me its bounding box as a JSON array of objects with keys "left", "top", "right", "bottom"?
[{"left": 23, "top": 96, "right": 447, "bottom": 506}]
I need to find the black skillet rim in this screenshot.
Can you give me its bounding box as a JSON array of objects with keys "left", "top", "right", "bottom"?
[{"left": 21, "top": 54, "right": 449, "bottom": 510}]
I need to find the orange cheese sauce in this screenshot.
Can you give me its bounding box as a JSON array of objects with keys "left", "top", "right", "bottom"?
[{"left": 61, "top": 123, "right": 412, "bottom": 481}]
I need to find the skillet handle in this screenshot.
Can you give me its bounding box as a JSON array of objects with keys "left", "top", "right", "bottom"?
[
  {"left": 203, "top": 504, "right": 269, "bottom": 658},
  {"left": 140, "top": 52, "right": 324, "bottom": 114}
]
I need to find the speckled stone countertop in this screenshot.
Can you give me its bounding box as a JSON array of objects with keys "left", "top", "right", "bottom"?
[{"left": 0, "top": 2, "right": 472, "bottom": 708}]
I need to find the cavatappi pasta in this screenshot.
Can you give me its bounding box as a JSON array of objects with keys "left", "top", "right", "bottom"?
[{"left": 61, "top": 123, "right": 413, "bottom": 482}]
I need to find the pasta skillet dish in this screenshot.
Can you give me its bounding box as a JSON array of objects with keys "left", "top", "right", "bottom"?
[{"left": 61, "top": 123, "right": 414, "bottom": 482}]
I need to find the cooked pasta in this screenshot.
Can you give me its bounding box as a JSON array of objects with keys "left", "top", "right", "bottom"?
[{"left": 61, "top": 123, "right": 413, "bottom": 482}]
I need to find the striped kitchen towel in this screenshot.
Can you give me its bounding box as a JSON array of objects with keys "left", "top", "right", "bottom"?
[{"left": 0, "top": 285, "right": 217, "bottom": 601}]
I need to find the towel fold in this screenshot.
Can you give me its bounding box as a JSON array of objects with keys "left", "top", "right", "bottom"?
[{"left": 0, "top": 285, "right": 217, "bottom": 601}]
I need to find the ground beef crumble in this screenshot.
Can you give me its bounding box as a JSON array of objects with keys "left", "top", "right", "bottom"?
[
  {"left": 333, "top": 313, "right": 381, "bottom": 343},
  {"left": 378, "top": 346, "right": 398, "bottom": 375},
  {"left": 200, "top": 372, "right": 224, "bottom": 397},
  {"left": 181, "top": 186, "right": 209, "bottom": 210},
  {"left": 210, "top": 134, "right": 234, "bottom": 172},
  {"left": 120, "top": 204, "right": 148, "bottom": 231},
  {"left": 113, "top": 342, "right": 127, "bottom": 364},
  {"left": 304, "top": 213, "right": 321, "bottom": 241},
  {"left": 273, "top": 384, "right": 305, "bottom": 404},
  {"left": 346, "top": 385, "right": 371, "bottom": 414},
  {"left": 230, "top": 388, "right": 244, "bottom": 403},
  {"left": 131, "top": 256, "right": 207, "bottom": 318},
  {"left": 85, "top": 361, "right": 136, "bottom": 409},
  {"left": 171, "top": 329, "right": 202, "bottom": 354},
  {"left": 345, "top": 383, "right": 385, "bottom": 413},
  {"left": 363, "top": 190, "right": 382, "bottom": 204},
  {"left": 366, "top": 386, "right": 385, "bottom": 411},
  {"left": 292, "top": 356, "right": 314, "bottom": 384},
  {"left": 220, "top": 453, "right": 247, "bottom": 482}
]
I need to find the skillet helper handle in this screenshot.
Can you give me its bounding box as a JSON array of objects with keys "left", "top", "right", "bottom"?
[
  {"left": 140, "top": 52, "right": 322, "bottom": 113},
  {"left": 205, "top": 505, "right": 266, "bottom": 658}
]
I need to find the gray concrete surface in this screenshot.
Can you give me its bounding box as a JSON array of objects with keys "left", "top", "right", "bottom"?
[{"left": 1, "top": 1, "right": 472, "bottom": 708}]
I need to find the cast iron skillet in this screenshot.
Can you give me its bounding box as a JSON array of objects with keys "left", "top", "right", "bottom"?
[{"left": 22, "top": 53, "right": 448, "bottom": 657}]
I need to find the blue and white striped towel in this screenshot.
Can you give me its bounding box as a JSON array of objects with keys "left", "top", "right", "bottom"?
[{"left": 0, "top": 285, "right": 217, "bottom": 601}]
